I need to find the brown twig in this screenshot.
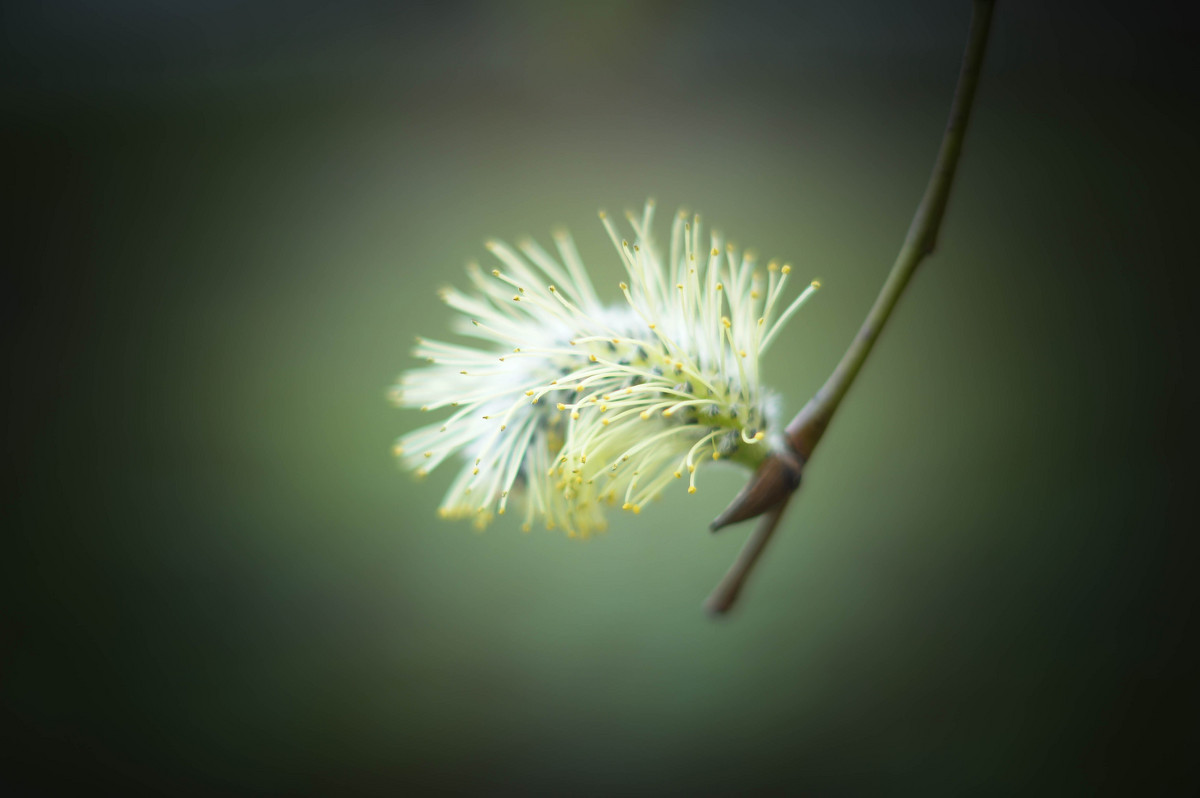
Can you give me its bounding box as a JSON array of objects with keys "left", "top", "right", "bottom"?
[{"left": 705, "top": 0, "right": 996, "bottom": 616}]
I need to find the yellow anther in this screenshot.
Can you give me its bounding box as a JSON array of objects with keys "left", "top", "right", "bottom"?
[
  {"left": 619, "top": 281, "right": 628, "bottom": 290},
  {"left": 811, "top": 279, "right": 821, "bottom": 289},
  {"left": 721, "top": 317, "right": 731, "bottom": 328},
  {"left": 715, "top": 282, "right": 723, "bottom": 291},
  {"left": 688, "top": 486, "right": 697, "bottom": 494},
  {"left": 557, "top": 403, "right": 567, "bottom": 411},
  {"left": 589, "top": 354, "right": 598, "bottom": 362},
  {"left": 601, "top": 418, "right": 610, "bottom": 426},
  {"left": 711, "top": 247, "right": 719, "bottom": 256},
  {"left": 781, "top": 264, "right": 791, "bottom": 274},
  {"left": 639, "top": 411, "right": 650, "bottom": 420},
  {"left": 673, "top": 471, "right": 682, "bottom": 479},
  {"left": 576, "top": 384, "right": 585, "bottom": 392},
  {"left": 713, "top": 451, "right": 721, "bottom": 460},
  {"left": 768, "top": 260, "right": 779, "bottom": 272},
  {"left": 423, "top": 451, "right": 432, "bottom": 458},
  {"left": 571, "top": 412, "right": 580, "bottom": 420}
]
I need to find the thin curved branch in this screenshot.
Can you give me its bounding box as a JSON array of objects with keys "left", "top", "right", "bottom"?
[{"left": 706, "top": 0, "right": 996, "bottom": 615}]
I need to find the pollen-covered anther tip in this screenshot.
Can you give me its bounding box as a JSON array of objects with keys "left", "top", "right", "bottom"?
[
  {"left": 674, "top": 471, "right": 682, "bottom": 479},
  {"left": 711, "top": 247, "right": 719, "bottom": 256},
  {"left": 619, "top": 281, "right": 628, "bottom": 290},
  {"left": 722, "top": 317, "right": 732, "bottom": 328},
  {"left": 688, "top": 486, "right": 697, "bottom": 494},
  {"left": 811, "top": 279, "right": 822, "bottom": 289},
  {"left": 525, "top": 390, "right": 535, "bottom": 396},
  {"left": 589, "top": 354, "right": 598, "bottom": 362},
  {"left": 782, "top": 265, "right": 792, "bottom": 274},
  {"left": 491, "top": 269, "right": 501, "bottom": 277},
  {"left": 571, "top": 412, "right": 580, "bottom": 420},
  {"left": 715, "top": 283, "right": 723, "bottom": 291},
  {"left": 556, "top": 403, "right": 566, "bottom": 411}
]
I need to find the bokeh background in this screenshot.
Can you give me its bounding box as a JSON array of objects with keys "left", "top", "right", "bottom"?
[{"left": 3, "top": 1, "right": 1193, "bottom": 794}]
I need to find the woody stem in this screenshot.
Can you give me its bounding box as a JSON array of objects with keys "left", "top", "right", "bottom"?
[{"left": 706, "top": 0, "right": 995, "bottom": 615}]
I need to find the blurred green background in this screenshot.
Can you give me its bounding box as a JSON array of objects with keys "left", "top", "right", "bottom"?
[{"left": 3, "top": 1, "right": 1193, "bottom": 794}]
